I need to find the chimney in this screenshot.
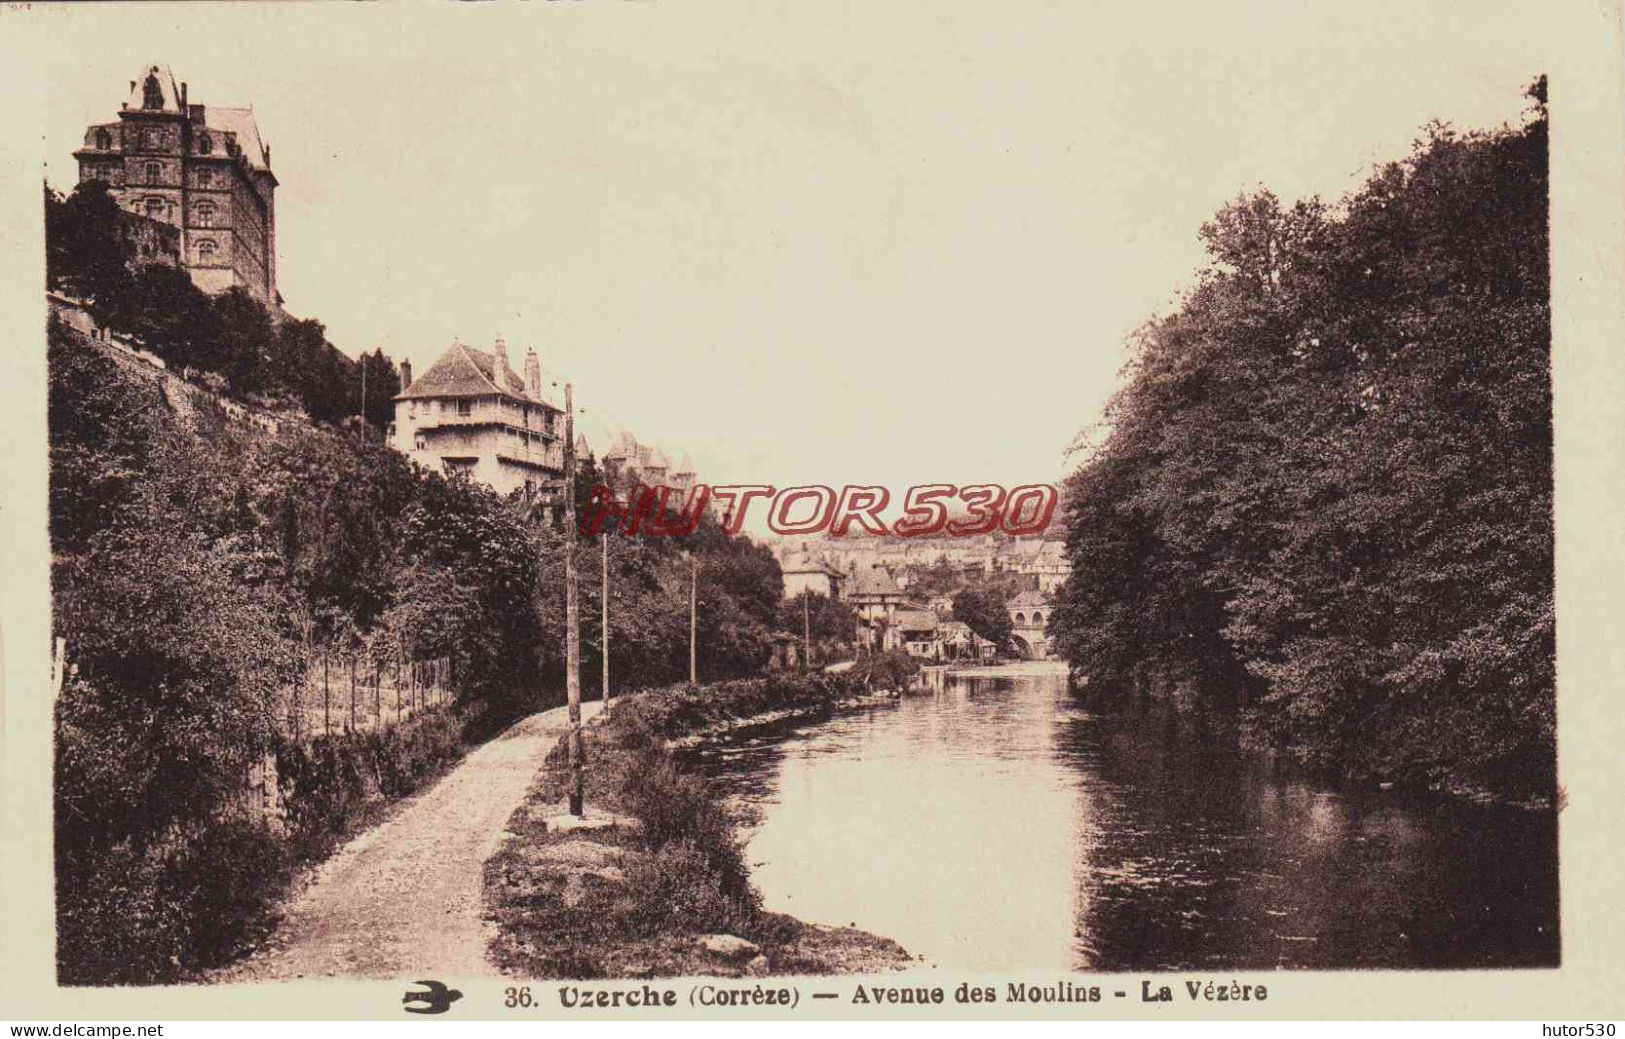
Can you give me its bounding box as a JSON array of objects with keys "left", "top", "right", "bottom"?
[
  {"left": 493, "top": 334, "right": 510, "bottom": 390},
  {"left": 524, "top": 347, "right": 541, "bottom": 399},
  {"left": 400, "top": 359, "right": 412, "bottom": 390},
  {"left": 180, "top": 82, "right": 188, "bottom": 108}
]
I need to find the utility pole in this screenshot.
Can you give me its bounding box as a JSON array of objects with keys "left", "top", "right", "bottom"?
[
  {"left": 600, "top": 532, "right": 611, "bottom": 716},
  {"left": 802, "top": 590, "right": 811, "bottom": 672},
  {"left": 688, "top": 553, "right": 699, "bottom": 686},
  {"left": 563, "top": 382, "right": 584, "bottom": 817}
]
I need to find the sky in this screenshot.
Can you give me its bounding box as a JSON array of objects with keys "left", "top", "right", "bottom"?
[{"left": 21, "top": 1, "right": 1549, "bottom": 530}]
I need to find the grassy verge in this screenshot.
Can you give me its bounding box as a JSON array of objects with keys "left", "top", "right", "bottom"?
[
  {"left": 484, "top": 659, "right": 920, "bottom": 979},
  {"left": 57, "top": 699, "right": 518, "bottom": 985}
]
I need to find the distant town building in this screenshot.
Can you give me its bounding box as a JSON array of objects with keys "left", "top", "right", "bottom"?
[
  {"left": 894, "top": 608, "right": 942, "bottom": 660},
  {"left": 1006, "top": 539, "right": 1070, "bottom": 593},
  {"left": 847, "top": 565, "right": 909, "bottom": 653},
  {"left": 602, "top": 429, "right": 699, "bottom": 499},
  {"left": 392, "top": 336, "right": 564, "bottom": 497},
  {"left": 1006, "top": 589, "right": 1054, "bottom": 660},
  {"left": 938, "top": 620, "right": 996, "bottom": 662},
  {"left": 76, "top": 65, "right": 278, "bottom": 305},
  {"left": 780, "top": 550, "right": 846, "bottom": 600}
]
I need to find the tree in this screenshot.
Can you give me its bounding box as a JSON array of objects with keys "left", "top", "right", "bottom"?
[
  {"left": 356, "top": 348, "right": 402, "bottom": 431},
  {"left": 779, "top": 591, "right": 857, "bottom": 645},
  {"left": 952, "top": 588, "right": 1013, "bottom": 655},
  {"left": 45, "top": 180, "right": 133, "bottom": 303},
  {"left": 1049, "top": 85, "right": 1552, "bottom": 796}
]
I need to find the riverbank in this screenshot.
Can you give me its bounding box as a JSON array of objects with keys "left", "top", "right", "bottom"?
[{"left": 483, "top": 663, "right": 920, "bottom": 978}]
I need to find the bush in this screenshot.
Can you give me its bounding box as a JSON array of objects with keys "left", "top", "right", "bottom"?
[
  {"left": 620, "top": 841, "right": 756, "bottom": 938},
  {"left": 57, "top": 819, "right": 289, "bottom": 985},
  {"left": 847, "top": 650, "right": 921, "bottom": 692}
]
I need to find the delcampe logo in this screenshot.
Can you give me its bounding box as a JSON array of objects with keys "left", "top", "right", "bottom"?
[{"left": 402, "top": 979, "right": 463, "bottom": 1015}]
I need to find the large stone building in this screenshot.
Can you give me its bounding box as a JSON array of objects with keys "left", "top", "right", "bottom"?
[
  {"left": 392, "top": 336, "right": 565, "bottom": 497},
  {"left": 76, "top": 65, "right": 278, "bottom": 305}
]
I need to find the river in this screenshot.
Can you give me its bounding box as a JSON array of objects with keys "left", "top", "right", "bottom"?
[{"left": 687, "top": 662, "right": 1559, "bottom": 972}]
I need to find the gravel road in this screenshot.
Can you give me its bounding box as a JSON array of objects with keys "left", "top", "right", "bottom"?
[{"left": 217, "top": 700, "right": 602, "bottom": 982}]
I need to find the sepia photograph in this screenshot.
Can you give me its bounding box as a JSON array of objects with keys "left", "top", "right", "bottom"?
[{"left": 3, "top": 0, "right": 1621, "bottom": 1027}]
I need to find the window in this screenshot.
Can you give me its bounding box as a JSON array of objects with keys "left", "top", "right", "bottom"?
[
  {"left": 1015, "top": 612, "right": 1026, "bottom": 625},
  {"left": 194, "top": 200, "right": 217, "bottom": 225},
  {"left": 196, "top": 168, "right": 213, "bottom": 187},
  {"left": 94, "top": 129, "right": 112, "bottom": 150},
  {"left": 457, "top": 399, "right": 473, "bottom": 417},
  {"left": 142, "top": 128, "right": 160, "bottom": 150},
  {"left": 144, "top": 197, "right": 166, "bottom": 219},
  {"left": 196, "top": 239, "right": 218, "bottom": 262},
  {"left": 199, "top": 133, "right": 212, "bottom": 155},
  {"left": 144, "top": 162, "right": 161, "bottom": 184}
]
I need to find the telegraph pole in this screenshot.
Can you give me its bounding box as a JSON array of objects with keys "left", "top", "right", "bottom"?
[
  {"left": 600, "top": 532, "right": 611, "bottom": 716},
  {"left": 563, "top": 382, "right": 584, "bottom": 817},
  {"left": 802, "top": 590, "right": 811, "bottom": 672},
  {"left": 688, "top": 554, "right": 699, "bottom": 686}
]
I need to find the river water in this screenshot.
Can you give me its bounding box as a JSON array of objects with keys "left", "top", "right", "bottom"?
[{"left": 686, "top": 663, "right": 1558, "bottom": 972}]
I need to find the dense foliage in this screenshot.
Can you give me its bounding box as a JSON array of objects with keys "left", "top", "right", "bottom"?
[
  {"left": 48, "top": 190, "right": 786, "bottom": 979},
  {"left": 1050, "top": 85, "right": 1553, "bottom": 799},
  {"left": 46, "top": 180, "right": 399, "bottom": 426},
  {"left": 951, "top": 588, "right": 1015, "bottom": 653}
]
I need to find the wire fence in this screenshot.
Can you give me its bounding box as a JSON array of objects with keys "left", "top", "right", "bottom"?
[{"left": 278, "top": 651, "right": 453, "bottom": 740}]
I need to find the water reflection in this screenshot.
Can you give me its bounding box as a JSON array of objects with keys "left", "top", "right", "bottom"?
[{"left": 687, "top": 665, "right": 1559, "bottom": 971}]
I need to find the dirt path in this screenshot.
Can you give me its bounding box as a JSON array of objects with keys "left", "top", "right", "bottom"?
[{"left": 218, "top": 700, "right": 602, "bottom": 982}]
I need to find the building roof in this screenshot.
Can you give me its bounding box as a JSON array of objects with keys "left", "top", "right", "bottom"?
[
  {"left": 396, "top": 340, "right": 544, "bottom": 404},
  {"left": 894, "top": 609, "right": 939, "bottom": 632},
  {"left": 782, "top": 552, "right": 843, "bottom": 577},
  {"left": 208, "top": 106, "right": 270, "bottom": 170},
  {"left": 848, "top": 566, "right": 904, "bottom": 599},
  {"left": 674, "top": 452, "right": 696, "bottom": 476},
  {"left": 1008, "top": 589, "right": 1050, "bottom": 608},
  {"left": 127, "top": 65, "right": 182, "bottom": 114},
  {"left": 606, "top": 429, "right": 638, "bottom": 460},
  {"left": 123, "top": 67, "right": 273, "bottom": 172}
]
